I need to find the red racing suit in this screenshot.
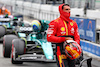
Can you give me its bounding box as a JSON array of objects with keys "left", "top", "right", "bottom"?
[
  {"left": 47, "top": 18, "right": 80, "bottom": 44},
  {"left": 47, "top": 4, "right": 80, "bottom": 67}
]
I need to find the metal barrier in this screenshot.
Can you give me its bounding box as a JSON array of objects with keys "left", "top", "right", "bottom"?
[{"left": 0, "top": 0, "right": 59, "bottom": 21}]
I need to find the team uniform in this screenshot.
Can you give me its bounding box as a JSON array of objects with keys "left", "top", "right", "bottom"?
[{"left": 47, "top": 4, "right": 80, "bottom": 67}]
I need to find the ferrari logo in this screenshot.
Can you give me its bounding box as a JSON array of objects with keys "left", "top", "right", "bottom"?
[{"left": 70, "top": 22, "right": 73, "bottom": 26}]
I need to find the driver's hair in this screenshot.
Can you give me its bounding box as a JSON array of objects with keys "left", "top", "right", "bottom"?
[{"left": 62, "top": 4, "right": 70, "bottom": 10}]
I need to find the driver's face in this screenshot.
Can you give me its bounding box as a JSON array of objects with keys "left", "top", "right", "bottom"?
[{"left": 63, "top": 6, "right": 70, "bottom": 13}]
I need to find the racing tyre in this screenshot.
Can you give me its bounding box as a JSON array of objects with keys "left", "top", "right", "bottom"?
[
  {"left": 11, "top": 39, "right": 26, "bottom": 64},
  {"left": 0, "top": 26, "right": 6, "bottom": 37},
  {"left": 3, "top": 35, "right": 18, "bottom": 58}
]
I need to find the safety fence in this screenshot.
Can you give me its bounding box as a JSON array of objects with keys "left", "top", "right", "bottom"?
[{"left": 14, "top": 1, "right": 60, "bottom": 21}]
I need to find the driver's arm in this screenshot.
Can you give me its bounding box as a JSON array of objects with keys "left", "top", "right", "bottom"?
[
  {"left": 74, "top": 22, "right": 80, "bottom": 44},
  {"left": 47, "top": 21, "right": 66, "bottom": 43}
]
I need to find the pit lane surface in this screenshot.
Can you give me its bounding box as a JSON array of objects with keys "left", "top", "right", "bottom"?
[{"left": 0, "top": 44, "right": 100, "bottom": 67}]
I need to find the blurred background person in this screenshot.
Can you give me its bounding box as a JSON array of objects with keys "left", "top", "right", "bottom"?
[{"left": 0, "top": 6, "right": 11, "bottom": 15}]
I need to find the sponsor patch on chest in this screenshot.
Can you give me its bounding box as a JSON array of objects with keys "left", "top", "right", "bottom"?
[
  {"left": 61, "top": 32, "right": 66, "bottom": 35},
  {"left": 60, "top": 27, "right": 66, "bottom": 35},
  {"left": 61, "top": 27, "right": 65, "bottom": 31}
]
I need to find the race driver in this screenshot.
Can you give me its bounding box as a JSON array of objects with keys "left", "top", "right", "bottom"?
[{"left": 47, "top": 4, "right": 80, "bottom": 67}]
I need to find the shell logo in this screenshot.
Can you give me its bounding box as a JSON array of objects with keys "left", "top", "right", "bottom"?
[{"left": 61, "top": 27, "right": 65, "bottom": 31}]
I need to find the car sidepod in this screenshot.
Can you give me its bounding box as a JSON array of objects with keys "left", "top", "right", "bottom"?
[{"left": 33, "top": 39, "right": 56, "bottom": 62}]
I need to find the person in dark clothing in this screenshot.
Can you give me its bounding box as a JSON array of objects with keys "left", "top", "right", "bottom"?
[{"left": 84, "top": 2, "right": 89, "bottom": 16}]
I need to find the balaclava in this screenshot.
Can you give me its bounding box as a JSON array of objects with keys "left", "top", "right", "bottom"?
[{"left": 59, "top": 4, "right": 72, "bottom": 22}]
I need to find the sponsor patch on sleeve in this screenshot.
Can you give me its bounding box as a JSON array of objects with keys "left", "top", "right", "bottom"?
[{"left": 47, "top": 28, "right": 54, "bottom": 34}]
